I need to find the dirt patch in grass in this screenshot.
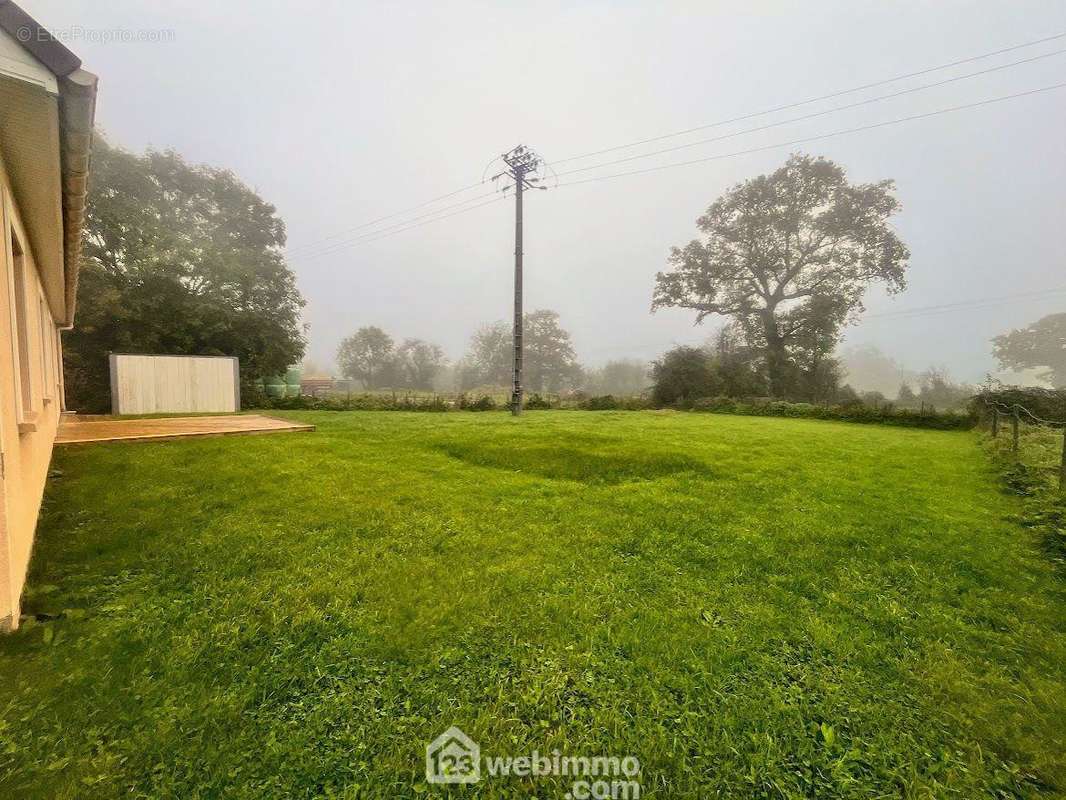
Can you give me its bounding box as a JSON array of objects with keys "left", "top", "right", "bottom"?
[{"left": 431, "top": 440, "right": 714, "bottom": 484}]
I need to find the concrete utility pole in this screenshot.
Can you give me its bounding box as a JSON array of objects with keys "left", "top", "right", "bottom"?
[{"left": 497, "top": 145, "right": 544, "bottom": 416}]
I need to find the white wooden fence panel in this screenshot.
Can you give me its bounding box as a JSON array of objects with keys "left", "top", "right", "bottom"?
[{"left": 109, "top": 354, "right": 239, "bottom": 414}]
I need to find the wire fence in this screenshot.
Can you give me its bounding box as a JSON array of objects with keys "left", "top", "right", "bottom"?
[{"left": 982, "top": 396, "right": 1066, "bottom": 490}]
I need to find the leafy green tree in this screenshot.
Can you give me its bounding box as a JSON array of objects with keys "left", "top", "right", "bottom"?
[
  {"left": 523, "top": 310, "right": 582, "bottom": 392},
  {"left": 706, "top": 325, "right": 765, "bottom": 397},
  {"left": 916, "top": 366, "right": 972, "bottom": 411},
  {"left": 992, "top": 313, "right": 1066, "bottom": 388},
  {"left": 650, "top": 346, "right": 717, "bottom": 406},
  {"left": 586, "top": 359, "right": 649, "bottom": 396},
  {"left": 896, "top": 383, "right": 917, "bottom": 407},
  {"left": 63, "top": 136, "right": 305, "bottom": 411},
  {"left": 462, "top": 311, "right": 582, "bottom": 392},
  {"left": 462, "top": 322, "right": 512, "bottom": 389},
  {"left": 395, "top": 338, "right": 445, "bottom": 390},
  {"left": 337, "top": 326, "right": 394, "bottom": 389},
  {"left": 652, "top": 153, "right": 909, "bottom": 397}
]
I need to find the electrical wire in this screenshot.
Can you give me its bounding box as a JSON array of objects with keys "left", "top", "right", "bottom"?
[
  {"left": 552, "top": 31, "right": 1066, "bottom": 166},
  {"left": 584, "top": 287, "right": 1066, "bottom": 357},
  {"left": 294, "top": 81, "right": 1065, "bottom": 257},
  {"left": 865, "top": 287, "right": 1066, "bottom": 321},
  {"left": 297, "top": 194, "right": 508, "bottom": 258},
  {"left": 552, "top": 82, "right": 1066, "bottom": 189},
  {"left": 285, "top": 179, "right": 489, "bottom": 256},
  {"left": 287, "top": 32, "right": 1066, "bottom": 256},
  {"left": 294, "top": 82, "right": 1066, "bottom": 254},
  {"left": 552, "top": 48, "right": 1066, "bottom": 179},
  {"left": 297, "top": 188, "right": 503, "bottom": 259}
]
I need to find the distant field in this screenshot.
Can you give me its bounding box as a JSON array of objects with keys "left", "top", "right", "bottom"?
[{"left": 1, "top": 411, "right": 1064, "bottom": 798}]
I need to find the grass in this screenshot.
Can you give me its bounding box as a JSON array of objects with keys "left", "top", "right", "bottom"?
[
  {"left": 1002, "top": 421, "right": 1065, "bottom": 491},
  {"left": 2, "top": 410, "right": 1065, "bottom": 798},
  {"left": 986, "top": 421, "right": 1066, "bottom": 567}
]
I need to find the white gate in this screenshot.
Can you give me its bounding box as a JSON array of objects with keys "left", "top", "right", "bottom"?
[{"left": 109, "top": 353, "right": 240, "bottom": 415}]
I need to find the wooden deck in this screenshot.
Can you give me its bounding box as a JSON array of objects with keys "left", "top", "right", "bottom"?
[{"left": 56, "top": 414, "right": 314, "bottom": 445}]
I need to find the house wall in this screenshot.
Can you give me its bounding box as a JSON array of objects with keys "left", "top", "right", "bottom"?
[{"left": 0, "top": 149, "right": 64, "bottom": 631}]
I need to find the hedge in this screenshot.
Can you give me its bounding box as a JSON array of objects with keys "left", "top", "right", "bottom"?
[{"left": 248, "top": 390, "right": 974, "bottom": 429}]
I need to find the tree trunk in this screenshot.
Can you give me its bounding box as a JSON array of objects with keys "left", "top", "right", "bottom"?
[{"left": 761, "top": 309, "right": 788, "bottom": 398}]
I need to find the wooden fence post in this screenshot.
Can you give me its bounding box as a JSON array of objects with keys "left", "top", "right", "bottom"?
[
  {"left": 1011, "top": 409, "right": 1020, "bottom": 454},
  {"left": 1060, "top": 427, "right": 1066, "bottom": 491},
  {"left": 991, "top": 407, "right": 999, "bottom": 437}
]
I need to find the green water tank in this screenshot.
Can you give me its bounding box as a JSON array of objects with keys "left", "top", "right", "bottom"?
[
  {"left": 285, "top": 367, "right": 302, "bottom": 398},
  {"left": 264, "top": 375, "right": 287, "bottom": 398}
]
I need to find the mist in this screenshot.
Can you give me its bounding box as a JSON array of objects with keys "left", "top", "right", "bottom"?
[{"left": 28, "top": 0, "right": 1066, "bottom": 388}]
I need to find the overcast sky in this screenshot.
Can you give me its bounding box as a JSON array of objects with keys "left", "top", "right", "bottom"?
[{"left": 28, "top": 0, "right": 1066, "bottom": 383}]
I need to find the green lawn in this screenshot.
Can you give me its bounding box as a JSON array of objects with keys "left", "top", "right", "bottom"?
[{"left": 2, "top": 411, "right": 1065, "bottom": 798}]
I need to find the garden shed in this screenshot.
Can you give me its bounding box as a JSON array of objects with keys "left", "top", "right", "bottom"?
[{"left": 109, "top": 353, "right": 240, "bottom": 415}]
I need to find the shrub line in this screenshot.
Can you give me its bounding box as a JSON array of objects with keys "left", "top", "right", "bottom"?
[{"left": 250, "top": 392, "right": 973, "bottom": 430}]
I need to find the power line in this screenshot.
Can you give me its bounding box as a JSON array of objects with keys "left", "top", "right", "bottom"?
[
  {"left": 339, "top": 194, "right": 507, "bottom": 247},
  {"left": 287, "top": 32, "right": 1065, "bottom": 258},
  {"left": 297, "top": 188, "right": 501, "bottom": 260},
  {"left": 552, "top": 31, "right": 1066, "bottom": 166},
  {"left": 292, "top": 81, "right": 1065, "bottom": 257},
  {"left": 300, "top": 194, "right": 507, "bottom": 255},
  {"left": 553, "top": 48, "right": 1066, "bottom": 179},
  {"left": 291, "top": 82, "right": 1065, "bottom": 257},
  {"left": 864, "top": 287, "right": 1066, "bottom": 321},
  {"left": 553, "top": 81, "right": 1066, "bottom": 189},
  {"left": 583, "top": 287, "right": 1066, "bottom": 357},
  {"left": 286, "top": 179, "right": 489, "bottom": 256}
]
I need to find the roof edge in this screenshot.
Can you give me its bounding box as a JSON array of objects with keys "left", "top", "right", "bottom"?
[
  {"left": 0, "top": 1, "right": 81, "bottom": 78},
  {"left": 58, "top": 67, "right": 97, "bottom": 327}
]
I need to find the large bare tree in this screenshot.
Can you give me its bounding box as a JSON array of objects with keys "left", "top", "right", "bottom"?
[{"left": 652, "top": 154, "right": 909, "bottom": 396}]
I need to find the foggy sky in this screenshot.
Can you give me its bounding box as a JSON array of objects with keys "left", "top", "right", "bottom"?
[{"left": 27, "top": 0, "right": 1066, "bottom": 384}]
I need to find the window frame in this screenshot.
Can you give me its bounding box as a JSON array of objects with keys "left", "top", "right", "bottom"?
[
  {"left": 4, "top": 193, "right": 38, "bottom": 432},
  {"left": 38, "top": 292, "right": 53, "bottom": 404}
]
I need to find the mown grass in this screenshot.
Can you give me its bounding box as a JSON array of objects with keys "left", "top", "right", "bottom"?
[{"left": 1, "top": 411, "right": 1064, "bottom": 798}]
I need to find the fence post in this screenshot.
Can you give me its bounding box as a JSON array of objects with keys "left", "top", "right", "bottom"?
[
  {"left": 1060, "top": 426, "right": 1066, "bottom": 491},
  {"left": 991, "top": 407, "right": 999, "bottom": 437},
  {"left": 1011, "top": 409, "right": 1020, "bottom": 454}
]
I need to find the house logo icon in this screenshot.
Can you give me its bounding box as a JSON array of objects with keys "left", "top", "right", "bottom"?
[{"left": 426, "top": 725, "right": 480, "bottom": 784}]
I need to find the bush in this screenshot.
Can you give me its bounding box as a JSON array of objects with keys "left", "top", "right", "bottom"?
[
  {"left": 690, "top": 396, "right": 973, "bottom": 430},
  {"left": 467, "top": 395, "right": 497, "bottom": 412},
  {"left": 984, "top": 433, "right": 1066, "bottom": 566},
  {"left": 615, "top": 395, "right": 654, "bottom": 411},
  {"left": 651, "top": 346, "right": 717, "bottom": 407},
  {"left": 249, "top": 392, "right": 450, "bottom": 412},
  {"left": 972, "top": 386, "right": 1066, "bottom": 424},
  {"left": 246, "top": 386, "right": 968, "bottom": 429},
  {"left": 524, "top": 393, "right": 554, "bottom": 410},
  {"left": 583, "top": 395, "right": 620, "bottom": 410},
  {"left": 240, "top": 380, "right": 268, "bottom": 410},
  {"left": 693, "top": 396, "right": 736, "bottom": 413}
]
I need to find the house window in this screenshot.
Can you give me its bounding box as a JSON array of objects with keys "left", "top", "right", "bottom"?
[
  {"left": 9, "top": 231, "right": 35, "bottom": 427},
  {"left": 53, "top": 326, "right": 63, "bottom": 401},
  {"left": 39, "top": 295, "right": 53, "bottom": 403}
]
